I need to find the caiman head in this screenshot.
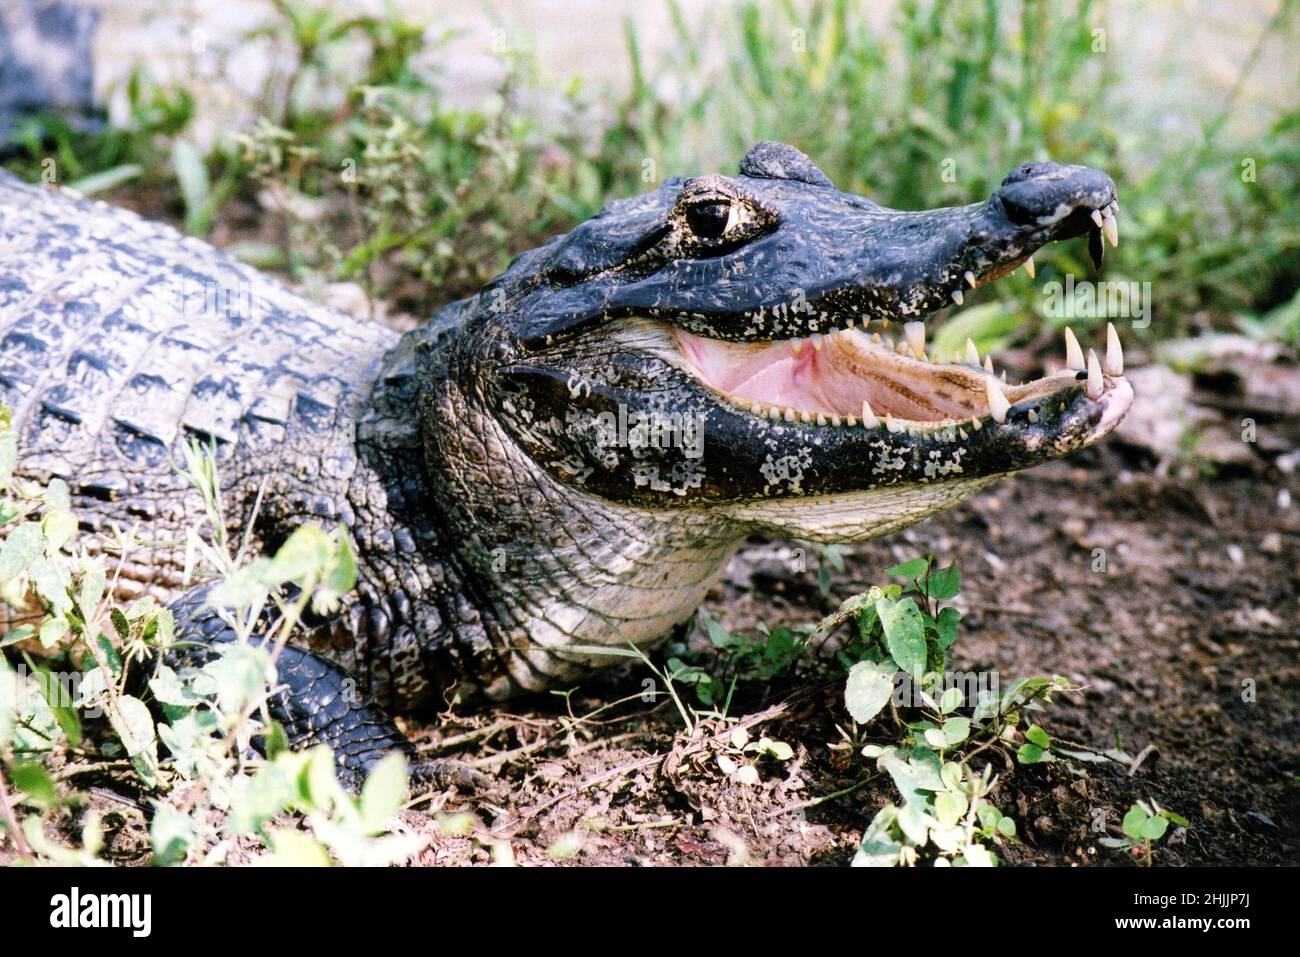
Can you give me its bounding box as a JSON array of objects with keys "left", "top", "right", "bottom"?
[{"left": 417, "top": 142, "right": 1132, "bottom": 689}]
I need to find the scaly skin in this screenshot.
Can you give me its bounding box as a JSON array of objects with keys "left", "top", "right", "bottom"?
[{"left": 0, "top": 143, "right": 1133, "bottom": 785}]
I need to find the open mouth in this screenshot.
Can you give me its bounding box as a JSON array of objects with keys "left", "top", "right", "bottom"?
[{"left": 675, "top": 320, "right": 1127, "bottom": 433}]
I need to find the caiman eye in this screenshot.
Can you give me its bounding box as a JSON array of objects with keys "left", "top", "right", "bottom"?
[{"left": 685, "top": 201, "right": 734, "bottom": 240}]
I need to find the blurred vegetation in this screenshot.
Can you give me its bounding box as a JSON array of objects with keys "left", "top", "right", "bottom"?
[{"left": 2, "top": 0, "right": 1297, "bottom": 343}]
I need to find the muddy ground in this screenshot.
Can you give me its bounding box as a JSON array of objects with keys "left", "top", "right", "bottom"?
[{"left": 369, "top": 431, "right": 1294, "bottom": 867}]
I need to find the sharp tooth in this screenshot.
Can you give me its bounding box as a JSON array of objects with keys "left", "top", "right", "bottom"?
[
  {"left": 1090, "top": 209, "right": 1105, "bottom": 229},
  {"left": 1104, "top": 321, "right": 1124, "bottom": 375},
  {"left": 1086, "top": 348, "right": 1103, "bottom": 399},
  {"left": 846, "top": 416, "right": 857, "bottom": 427},
  {"left": 971, "top": 416, "right": 982, "bottom": 431},
  {"left": 880, "top": 318, "right": 890, "bottom": 329},
  {"left": 1101, "top": 208, "right": 1118, "bottom": 248},
  {"left": 768, "top": 406, "right": 780, "bottom": 420},
  {"left": 983, "top": 355, "right": 995, "bottom": 374},
  {"left": 810, "top": 333, "right": 824, "bottom": 351},
  {"left": 800, "top": 410, "right": 812, "bottom": 423},
  {"left": 884, "top": 413, "right": 903, "bottom": 433},
  {"left": 904, "top": 320, "right": 926, "bottom": 359},
  {"left": 845, "top": 318, "right": 855, "bottom": 329},
  {"left": 860, "top": 399, "right": 879, "bottom": 428},
  {"left": 816, "top": 413, "right": 827, "bottom": 426},
  {"left": 985, "top": 379, "right": 1010, "bottom": 424},
  {"left": 784, "top": 407, "right": 797, "bottom": 422},
  {"left": 790, "top": 338, "right": 803, "bottom": 354},
  {"left": 1088, "top": 227, "right": 1104, "bottom": 268},
  {"left": 1023, "top": 254, "right": 1036, "bottom": 279},
  {"left": 965, "top": 338, "right": 980, "bottom": 365},
  {"left": 964, "top": 270, "right": 977, "bottom": 288},
  {"left": 1001, "top": 369, "right": 1008, "bottom": 383},
  {"left": 952, "top": 349, "right": 963, "bottom": 363},
  {"left": 1026, "top": 408, "right": 1039, "bottom": 423},
  {"left": 896, "top": 340, "right": 911, "bottom": 356},
  {"left": 951, "top": 288, "right": 964, "bottom": 306},
  {"left": 1063, "top": 326, "right": 1085, "bottom": 370},
  {"left": 831, "top": 414, "right": 842, "bottom": 426}
]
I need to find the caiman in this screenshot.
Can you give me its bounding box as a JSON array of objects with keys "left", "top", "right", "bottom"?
[{"left": 0, "top": 142, "right": 1132, "bottom": 785}]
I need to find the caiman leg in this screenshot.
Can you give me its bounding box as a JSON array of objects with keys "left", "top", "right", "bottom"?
[{"left": 161, "top": 588, "right": 482, "bottom": 792}]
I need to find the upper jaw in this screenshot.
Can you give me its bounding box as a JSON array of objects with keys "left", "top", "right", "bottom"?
[{"left": 518, "top": 162, "right": 1118, "bottom": 349}]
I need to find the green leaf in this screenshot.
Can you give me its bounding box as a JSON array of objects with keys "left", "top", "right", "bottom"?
[
  {"left": 111, "top": 695, "right": 156, "bottom": 758},
  {"left": 42, "top": 479, "right": 70, "bottom": 513},
  {"left": 854, "top": 807, "right": 904, "bottom": 867},
  {"left": 263, "top": 829, "right": 332, "bottom": 867},
  {"left": 172, "top": 139, "right": 213, "bottom": 236},
  {"left": 38, "top": 617, "right": 68, "bottom": 649},
  {"left": 1025, "top": 724, "right": 1050, "bottom": 748},
  {"left": 997, "top": 816, "right": 1017, "bottom": 838},
  {"left": 0, "top": 624, "right": 33, "bottom": 649},
  {"left": 360, "top": 753, "right": 409, "bottom": 834},
  {"left": 324, "top": 531, "right": 358, "bottom": 596},
  {"left": 41, "top": 509, "right": 77, "bottom": 553},
  {"left": 940, "top": 762, "right": 964, "bottom": 790},
  {"left": 878, "top": 751, "right": 928, "bottom": 806},
  {"left": 1121, "top": 804, "right": 1151, "bottom": 841},
  {"left": 934, "top": 790, "right": 968, "bottom": 828},
  {"left": 938, "top": 686, "right": 963, "bottom": 713},
  {"left": 201, "top": 644, "right": 272, "bottom": 714},
  {"left": 10, "top": 761, "right": 57, "bottom": 807},
  {"left": 29, "top": 555, "right": 72, "bottom": 614},
  {"left": 876, "top": 597, "right": 927, "bottom": 680},
  {"left": 30, "top": 663, "right": 81, "bottom": 747},
  {"left": 941, "top": 716, "right": 970, "bottom": 745},
  {"left": 264, "top": 720, "right": 290, "bottom": 759},
  {"left": 148, "top": 665, "right": 202, "bottom": 710},
  {"left": 66, "top": 163, "right": 145, "bottom": 196},
  {"left": 0, "top": 522, "right": 42, "bottom": 582},
  {"left": 961, "top": 843, "right": 995, "bottom": 867},
  {"left": 0, "top": 662, "right": 17, "bottom": 746},
  {"left": 896, "top": 802, "right": 931, "bottom": 845},
  {"left": 151, "top": 805, "right": 193, "bottom": 865},
  {"left": 844, "top": 659, "right": 896, "bottom": 724},
  {"left": 935, "top": 607, "right": 961, "bottom": 649},
  {"left": 1142, "top": 816, "right": 1170, "bottom": 841},
  {"left": 77, "top": 555, "right": 106, "bottom": 621},
  {"left": 885, "top": 557, "right": 930, "bottom": 579},
  {"left": 927, "top": 562, "right": 961, "bottom": 600},
  {"left": 1017, "top": 743, "right": 1045, "bottom": 764},
  {"left": 265, "top": 524, "right": 332, "bottom": 585}
]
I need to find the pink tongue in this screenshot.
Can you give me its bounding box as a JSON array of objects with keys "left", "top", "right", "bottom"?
[{"left": 677, "top": 331, "right": 863, "bottom": 414}]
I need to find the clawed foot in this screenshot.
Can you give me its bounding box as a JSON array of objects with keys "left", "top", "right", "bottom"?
[{"left": 408, "top": 756, "right": 494, "bottom": 794}]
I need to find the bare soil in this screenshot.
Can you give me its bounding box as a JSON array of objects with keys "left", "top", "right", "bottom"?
[{"left": 385, "top": 441, "right": 1298, "bottom": 867}]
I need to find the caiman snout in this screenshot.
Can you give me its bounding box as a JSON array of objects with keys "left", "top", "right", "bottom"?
[{"left": 994, "top": 161, "right": 1117, "bottom": 228}]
